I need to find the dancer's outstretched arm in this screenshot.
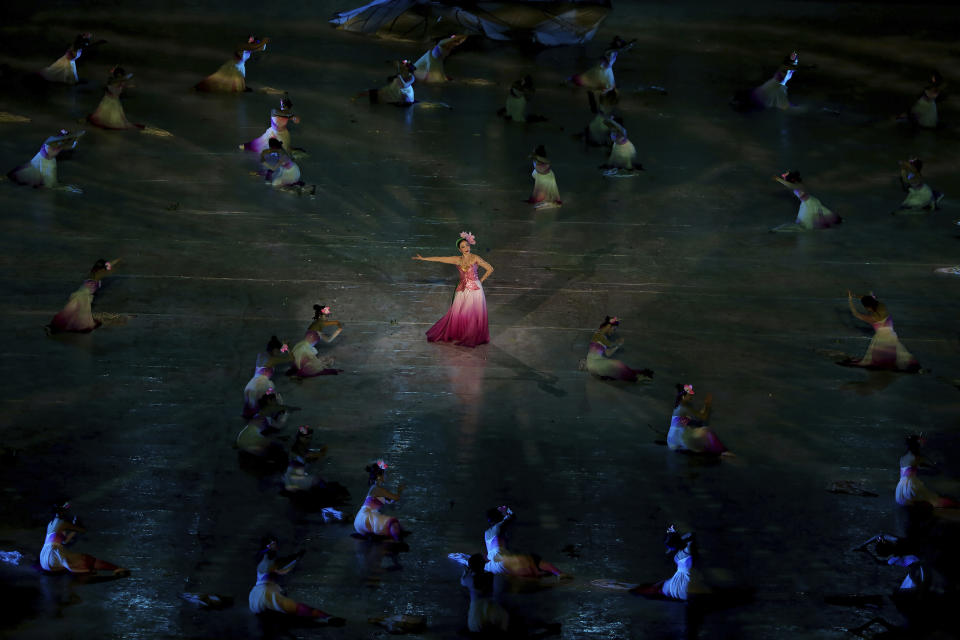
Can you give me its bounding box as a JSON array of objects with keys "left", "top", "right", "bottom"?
[{"left": 412, "top": 254, "right": 459, "bottom": 264}]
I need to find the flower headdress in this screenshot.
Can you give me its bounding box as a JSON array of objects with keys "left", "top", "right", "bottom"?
[
  {"left": 320, "top": 306, "right": 331, "bottom": 316},
  {"left": 105, "top": 261, "right": 112, "bottom": 270},
  {"left": 298, "top": 425, "right": 312, "bottom": 435},
  {"left": 683, "top": 384, "right": 695, "bottom": 396},
  {"left": 457, "top": 231, "right": 476, "bottom": 247},
  {"left": 280, "top": 343, "right": 289, "bottom": 353},
  {"left": 376, "top": 459, "right": 388, "bottom": 470},
  {"left": 608, "top": 316, "right": 620, "bottom": 325}
]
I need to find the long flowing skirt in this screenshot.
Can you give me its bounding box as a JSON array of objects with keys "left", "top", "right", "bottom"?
[
  {"left": 586, "top": 352, "right": 647, "bottom": 381},
  {"left": 49, "top": 287, "right": 98, "bottom": 332},
  {"left": 249, "top": 582, "right": 297, "bottom": 613},
  {"left": 530, "top": 170, "right": 561, "bottom": 204},
  {"left": 796, "top": 196, "right": 840, "bottom": 229},
  {"left": 895, "top": 475, "right": 941, "bottom": 507},
  {"left": 752, "top": 78, "right": 790, "bottom": 109},
  {"left": 899, "top": 184, "right": 935, "bottom": 211},
  {"left": 353, "top": 505, "right": 397, "bottom": 536},
  {"left": 271, "top": 163, "right": 301, "bottom": 187},
  {"left": 243, "top": 126, "right": 290, "bottom": 153},
  {"left": 484, "top": 550, "right": 540, "bottom": 576},
  {"left": 910, "top": 97, "right": 937, "bottom": 128},
  {"left": 570, "top": 65, "right": 614, "bottom": 93},
  {"left": 504, "top": 94, "right": 526, "bottom": 121},
  {"left": 414, "top": 51, "right": 447, "bottom": 83},
  {"left": 196, "top": 62, "right": 245, "bottom": 92},
  {"left": 40, "top": 543, "right": 89, "bottom": 573},
  {"left": 606, "top": 140, "right": 637, "bottom": 169},
  {"left": 849, "top": 326, "right": 920, "bottom": 372},
  {"left": 41, "top": 56, "right": 78, "bottom": 84},
  {"left": 468, "top": 597, "right": 509, "bottom": 633},
  {"left": 89, "top": 94, "right": 135, "bottom": 129},
  {"left": 8, "top": 152, "right": 56, "bottom": 188},
  {"left": 426, "top": 287, "right": 489, "bottom": 347}
]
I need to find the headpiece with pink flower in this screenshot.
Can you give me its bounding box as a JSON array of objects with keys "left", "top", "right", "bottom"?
[
  {"left": 376, "top": 459, "right": 388, "bottom": 470},
  {"left": 298, "top": 425, "right": 311, "bottom": 435},
  {"left": 320, "top": 306, "right": 331, "bottom": 316},
  {"left": 683, "top": 384, "right": 695, "bottom": 396},
  {"left": 457, "top": 231, "right": 476, "bottom": 247}
]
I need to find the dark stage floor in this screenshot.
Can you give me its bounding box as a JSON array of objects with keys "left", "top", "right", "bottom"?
[{"left": 1, "top": 1, "right": 959, "bottom": 638}]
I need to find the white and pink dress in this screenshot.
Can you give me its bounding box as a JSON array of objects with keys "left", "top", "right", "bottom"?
[
  {"left": 49, "top": 280, "right": 100, "bottom": 333},
  {"left": 666, "top": 405, "right": 727, "bottom": 455},
  {"left": 847, "top": 316, "right": 920, "bottom": 372},
  {"left": 773, "top": 188, "right": 840, "bottom": 231},
  {"left": 585, "top": 331, "right": 649, "bottom": 382},
  {"left": 89, "top": 78, "right": 139, "bottom": 129},
  {"left": 895, "top": 464, "right": 940, "bottom": 507},
  {"left": 529, "top": 161, "right": 561, "bottom": 206},
  {"left": 41, "top": 49, "right": 81, "bottom": 84},
  {"left": 483, "top": 519, "right": 539, "bottom": 576},
  {"left": 291, "top": 332, "right": 338, "bottom": 377},
  {"left": 426, "top": 262, "right": 489, "bottom": 347},
  {"left": 39, "top": 517, "right": 85, "bottom": 572},
  {"left": 353, "top": 487, "right": 399, "bottom": 536},
  {"left": 196, "top": 58, "right": 247, "bottom": 92},
  {"left": 8, "top": 148, "right": 58, "bottom": 188},
  {"left": 242, "top": 119, "right": 291, "bottom": 153},
  {"left": 661, "top": 546, "right": 707, "bottom": 600},
  {"left": 571, "top": 62, "right": 615, "bottom": 93}
]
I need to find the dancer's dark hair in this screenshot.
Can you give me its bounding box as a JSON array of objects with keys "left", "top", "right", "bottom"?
[
  {"left": 674, "top": 383, "right": 691, "bottom": 408},
  {"left": 664, "top": 529, "right": 696, "bottom": 555},
  {"left": 907, "top": 157, "right": 923, "bottom": 172},
  {"left": 257, "top": 534, "right": 279, "bottom": 560},
  {"left": 534, "top": 144, "right": 548, "bottom": 158},
  {"left": 313, "top": 304, "right": 326, "bottom": 320},
  {"left": 365, "top": 463, "right": 385, "bottom": 485},
  {"left": 268, "top": 137, "right": 283, "bottom": 150},
  {"left": 598, "top": 316, "right": 619, "bottom": 329},
  {"left": 860, "top": 295, "right": 879, "bottom": 311},
  {"left": 267, "top": 335, "right": 283, "bottom": 352},
  {"left": 781, "top": 170, "right": 802, "bottom": 183},
  {"left": 905, "top": 434, "right": 922, "bottom": 454},
  {"left": 486, "top": 507, "right": 506, "bottom": 523},
  {"left": 89, "top": 259, "right": 108, "bottom": 275}
]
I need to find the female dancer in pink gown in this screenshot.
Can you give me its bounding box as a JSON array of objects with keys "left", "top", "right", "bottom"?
[
  {"left": 413, "top": 231, "right": 493, "bottom": 348},
  {"left": 840, "top": 292, "right": 920, "bottom": 372}
]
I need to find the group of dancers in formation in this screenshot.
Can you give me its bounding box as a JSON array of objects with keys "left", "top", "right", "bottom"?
[{"left": 14, "top": 21, "right": 960, "bottom": 637}]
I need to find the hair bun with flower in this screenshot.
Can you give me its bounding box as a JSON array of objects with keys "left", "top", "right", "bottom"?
[
  {"left": 320, "top": 306, "right": 331, "bottom": 315},
  {"left": 683, "top": 384, "right": 695, "bottom": 395},
  {"left": 609, "top": 316, "right": 619, "bottom": 325},
  {"left": 280, "top": 343, "right": 289, "bottom": 353},
  {"left": 458, "top": 231, "right": 476, "bottom": 246},
  {"left": 298, "top": 425, "right": 311, "bottom": 435},
  {"left": 376, "top": 459, "right": 388, "bottom": 470},
  {"left": 105, "top": 261, "right": 112, "bottom": 270}
]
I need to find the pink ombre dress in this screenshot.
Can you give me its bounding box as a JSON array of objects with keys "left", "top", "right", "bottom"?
[
  {"left": 242, "top": 120, "right": 290, "bottom": 153},
  {"left": 848, "top": 316, "right": 920, "bottom": 372},
  {"left": 49, "top": 280, "right": 100, "bottom": 333},
  {"left": 426, "top": 263, "right": 489, "bottom": 348},
  {"left": 353, "top": 487, "right": 399, "bottom": 536}
]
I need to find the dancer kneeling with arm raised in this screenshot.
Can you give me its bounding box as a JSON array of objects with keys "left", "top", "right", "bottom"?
[
  {"left": 40, "top": 503, "right": 129, "bottom": 576},
  {"left": 839, "top": 292, "right": 919, "bottom": 372},
  {"left": 584, "top": 316, "right": 653, "bottom": 383},
  {"left": 631, "top": 526, "right": 708, "bottom": 600},
  {"left": 668, "top": 384, "right": 730, "bottom": 456},
  {"left": 483, "top": 506, "right": 567, "bottom": 578},
  {"left": 248, "top": 536, "right": 345, "bottom": 624},
  {"left": 354, "top": 460, "right": 404, "bottom": 541}
]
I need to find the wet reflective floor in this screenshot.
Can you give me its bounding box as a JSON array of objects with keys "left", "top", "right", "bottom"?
[{"left": 1, "top": 1, "right": 959, "bottom": 638}]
